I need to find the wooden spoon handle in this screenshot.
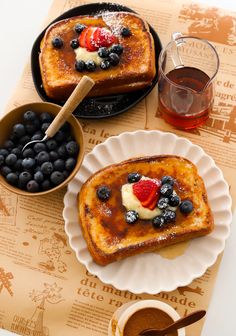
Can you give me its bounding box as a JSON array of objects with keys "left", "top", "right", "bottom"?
[
  {"left": 140, "top": 310, "right": 206, "bottom": 336},
  {"left": 45, "top": 76, "right": 95, "bottom": 138}
]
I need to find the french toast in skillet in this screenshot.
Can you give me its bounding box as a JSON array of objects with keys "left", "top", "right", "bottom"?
[
  {"left": 39, "top": 12, "right": 156, "bottom": 100},
  {"left": 78, "top": 156, "right": 214, "bottom": 266}
]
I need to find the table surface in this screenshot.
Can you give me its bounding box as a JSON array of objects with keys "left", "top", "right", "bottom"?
[{"left": 0, "top": 0, "right": 235, "bottom": 335}]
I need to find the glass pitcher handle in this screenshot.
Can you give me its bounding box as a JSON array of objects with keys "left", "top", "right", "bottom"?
[{"left": 170, "top": 32, "right": 185, "bottom": 69}]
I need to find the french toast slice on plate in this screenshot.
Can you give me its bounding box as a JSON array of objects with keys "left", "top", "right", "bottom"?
[
  {"left": 78, "top": 155, "right": 214, "bottom": 266},
  {"left": 39, "top": 12, "right": 156, "bottom": 100}
]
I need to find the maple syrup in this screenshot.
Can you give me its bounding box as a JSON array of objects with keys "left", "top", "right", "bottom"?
[{"left": 158, "top": 66, "right": 213, "bottom": 129}]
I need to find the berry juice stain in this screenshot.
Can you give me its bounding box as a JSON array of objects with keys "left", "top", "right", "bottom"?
[{"left": 158, "top": 67, "right": 213, "bottom": 129}]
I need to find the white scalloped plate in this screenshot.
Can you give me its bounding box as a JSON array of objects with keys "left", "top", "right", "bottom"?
[{"left": 63, "top": 130, "right": 232, "bottom": 294}]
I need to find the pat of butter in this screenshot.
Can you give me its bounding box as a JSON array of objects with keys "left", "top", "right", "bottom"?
[
  {"left": 121, "top": 183, "right": 161, "bottom": 220},
  {"left": 74, "top": 47, "right": 102, "bottom": 64}
]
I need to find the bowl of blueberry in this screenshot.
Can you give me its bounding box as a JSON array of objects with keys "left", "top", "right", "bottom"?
[{"left": 0, "top": 102, "right": 84, "bottom": 195}]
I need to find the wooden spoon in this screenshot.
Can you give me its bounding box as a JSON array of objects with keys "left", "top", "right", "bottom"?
[
  {"left": 139, "top": 310, "right": 206, "bottom": 336},
  {"left": 22, "top": 75, "right": 95, "bottom": 151}
]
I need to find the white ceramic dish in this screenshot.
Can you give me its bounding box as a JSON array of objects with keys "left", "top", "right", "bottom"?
[
  {"left": 63, "top": 130, "right": 232, "bottom": 294},
  {"left": 108, "top": 300, "right": 185, "bottom": 336}
]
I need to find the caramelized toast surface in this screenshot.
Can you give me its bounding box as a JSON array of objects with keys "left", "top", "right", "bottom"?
[
  {"left": 40, "top": 12, "right": 156, "bottom": 100},
  {"left": 78, "top": 156, "right": 214, "bottom": 266}
]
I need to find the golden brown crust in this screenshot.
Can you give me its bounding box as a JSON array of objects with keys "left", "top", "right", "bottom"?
[
  {"left": 78, "top": 155, "right": 214, "bottom": 265},
  {"left": 39, "top": 12, "right": 156, "bottom": 100}
]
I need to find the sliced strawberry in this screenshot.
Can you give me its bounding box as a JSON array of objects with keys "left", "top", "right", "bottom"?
[
  {"left": 142, "top": 188, "right": 158, "bottom": 207},
  {"left": 133, "top": 180, "right": 159, "bottom": 202},
  {"left": 86, "top": 27, "right": 98, "bottom": 51},
  {"left": 79, "top": 26, "right": 117, "bottom": 51},
  {"left": 96, "top": 27, "right": 117, "bottom": 47},
  {"left": 91, "top": 27, "right": 101, "bottom": 48},
  {"left": 79, "top": 27, "right": 88, "bottom": 48},
  {"left": 146, "top": 197, "right": 158, "bottom": 210},
  {"left": 133, "top": 179, "right": 160, "bottom": 210}
]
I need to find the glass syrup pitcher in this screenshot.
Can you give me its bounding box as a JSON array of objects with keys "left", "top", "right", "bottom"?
[{"left": 158, "top": 32, "right": 220, "bottom": 129}]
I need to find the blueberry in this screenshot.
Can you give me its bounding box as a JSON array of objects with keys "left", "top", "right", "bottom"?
[
  {"left": 40, "top": 112, "right": 53, "bottom": 123},
  {"left": 125, "top": 210, "right": 139, "bottom": 224},
  {"left": 14, "top": 159, "right": 23, "bottom": 171},
  {"left": 65, "top": 157, "right": 76, "bottom": 171},
  {"left": 108, "top": 53, "right": 120, "bottom": 66},
  {"left": 121, "top": 27, "right": 131, "bottom": 37},
  {"left": 34, "top": 171, "right": 44, "bottom": 183},
  {"left": 25, "top": 123, "right": 37, "bottom": 135},
  {"left": 85, "top": 60, "right": 96, "bottom": 72},
  {"left": 55, "top": 130, "right": 66, "bottom": 142},
  {"left": 70, "top": 39, "right": 79, "bottom": 49},
  {"left": 75, "top": 60, "right": 85, "bottom": 72},
  {"left": 33, "top": 142, "right": 46, "bottom": 153},
  {"left": 41, "top": 162, "right": 53, "bottom": 175},
  {"left": 4, "top": 140, "right": 14, "bottom": 150},
  {"left": 161, "top": 175, "right": 174, "bottom": 186},
  {"left": 54, "top": 159, "right": 65, "bottom": 172},
  {"left": 22, "top": 148, "right": 35, "bottom": 158},
  {"left": 49, "top": 151, "right": 59, "bottom": 161},
  {"left": 50, "top": 171, "right": 65, "bottom": 185},
  {"left": 162, "top": 209, "right": 176, "bottom": 223},
  {"left": 1, "top": 166, "right": 12, "bottom": 177},
  {"left": 46, "top": 139, "right": 57, "bottom": 151},
  {"left": 127, "top": 173, "right": 142, "bottom": 183},
  {"left": 63, "top": 170, "right": 69, "bottom": 179},
  {"left": 52, "top": 37, "right": 63, "bottom": 48},
  {"left": 34, "top": 166, "right": 41, "bottom": 173},
  {"left": 96, "top": 186, "right": 111, "bottom": 201},
  {"left": 41, "top": 179, "right": 51, "bottom": 191},
  {"left": 100, "top": 60, "right": 111, "bottom": 70},
  {"left": 0, "top": 148, "right": 9, "bottom": 157},
  {"left": 36, "top": 151, "right": 50, "bottom": 165},
  {"left": 60, "top": 122, "right": 70, "bottom": 133},
  {"left": 75, "top": 23, "right": 86, "bottom": 34},
  {"left": 41, "top": 122, "right": 50, "bottom": 133},
  {"left": 160, "top": 183, "right": 173, "bottom": 197},
  {"left": 110, "top": 44, "right": 123, "bottom": 55},
  {"left": 152, "top": 215, "right": 165, "bottom": 229},
  {"left": 19, "top": 135, "right": 31, "bottom": 145},
  {"left": 5, "top": 153, "right": 17, "bottom": 166},
  {"left": 157, "top": 197, "right": 169, "bottom": 209},
  {"left": 23, "top": 110, "right": 37, "bottom": 122},
  {"left": 27, "top": 180, "right": 39, "bottom": 192},
  {"left": 22, "top": 158, "right": 35, "bottom": 170},
  {"left": 66, "top": 141, "right": 78, "bottom": 156},
  {"left": 57, "top": 144, "right": 67, "bottom": 158},
  {"left": 9, "top": 134, "right": 18, "bottom": 142},
  {"left": 179, "top": 200, "right": 193, "bottom": 214},
  {"left": 11, "top": 147, "right": 21, "bottom": 157},
  {"left": 32, "top": 118, "right": 41, "bottom": 130},
  {"left": 19, "top": 171, "right": 32, "bottom": 185},
  {"left": 169, "top": 194, "right": 180, "bottom": 207},
  {"left": 13, "top": 124, "right": 25, "bottom": 138},
  {"left": 31, "top": 132, "right": 43, "bottom": 141},
  {"left": 6, "top": 173, "right": 18, "bottom": 186},
  {"left": 66, "top": 135, "right": 74, "bottom": 142},
  {"left": 0, "top": 154, "right": 4, "bottom": 166},
  {"left": 98, "top": 47, "right": 110, "bottom": 58}
]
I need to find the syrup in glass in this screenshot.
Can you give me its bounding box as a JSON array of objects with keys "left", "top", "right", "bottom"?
[{"left": 158, "top": 66, "right": 213, "bottom": 129}]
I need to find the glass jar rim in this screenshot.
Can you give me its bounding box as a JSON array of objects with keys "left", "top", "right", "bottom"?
[{"left": 158, "top": 35, "right": 220, "bottom": 93}]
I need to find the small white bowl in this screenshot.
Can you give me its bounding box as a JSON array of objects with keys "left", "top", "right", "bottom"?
[{"left": 108, "top": 299, "right": 185, "bottom": 336}]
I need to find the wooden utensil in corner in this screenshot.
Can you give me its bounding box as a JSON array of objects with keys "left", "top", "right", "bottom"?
[{"left": 139, "top": 310, "right": 206, "bottom": 336}]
